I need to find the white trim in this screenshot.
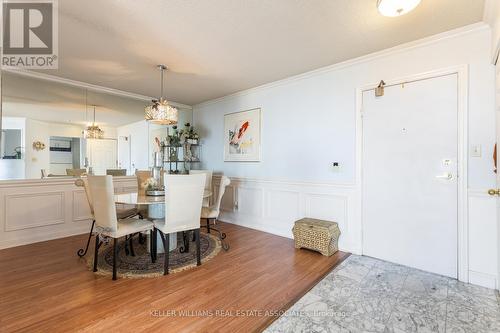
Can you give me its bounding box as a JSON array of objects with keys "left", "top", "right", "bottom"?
[
  {"left": 468, "top": 270, "right": 498, "bottom": 289},
  {"left": 195, "top": 23, "right": 487, "bottom": 109},
  {"left": 0, "top": 224, "right": 89, "bottom": 250},
  {"left": 1, "top": 68, "right": 193, "bottom": 110},
  {"left": 356, "top": 65, "right": 469, "bottom": 282},
  {"left": 213, "top": 174, "right": 356, "bottom": 189}
]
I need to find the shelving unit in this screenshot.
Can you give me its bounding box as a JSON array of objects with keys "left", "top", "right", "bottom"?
[{"left": 162, "top": 143, "right": 201, "bottom": 174}]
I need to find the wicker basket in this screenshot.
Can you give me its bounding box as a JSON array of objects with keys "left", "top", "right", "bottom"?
[{"left": 292, "top": 218, "right": 340, "bottom": 256}]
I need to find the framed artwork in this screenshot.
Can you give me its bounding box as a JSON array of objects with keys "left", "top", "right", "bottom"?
[{"left": 224, "top": 108, "right": 261, "bottom": 162}]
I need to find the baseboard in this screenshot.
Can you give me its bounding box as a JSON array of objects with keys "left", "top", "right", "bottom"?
[
  {"left": 0, "top": 225, "right": 89, "bottom": 250},
  {"left": 468, "top": 270, "right": 498, "bottom": 289},
  {"left": 219, "top": 213, "right": 356, "bottom": 254}
]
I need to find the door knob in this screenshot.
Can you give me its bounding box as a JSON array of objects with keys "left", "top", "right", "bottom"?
[{"left": 488, "top": 189, "right": 500, "bottom": 196}]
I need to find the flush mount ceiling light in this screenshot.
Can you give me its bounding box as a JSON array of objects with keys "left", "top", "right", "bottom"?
[
  {"left": 85, "top": 105, "right": 104, "bottom": 139},
  {"left": 145, "top": 64, "right": 178, "bottom": 125},
  {"left": 377, "top": 0, "right": 421, "bottom": 17}
]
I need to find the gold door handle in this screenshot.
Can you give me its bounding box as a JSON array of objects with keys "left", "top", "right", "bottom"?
[{"left": 488, "top": 189, "right": 500, "bottom": 196}]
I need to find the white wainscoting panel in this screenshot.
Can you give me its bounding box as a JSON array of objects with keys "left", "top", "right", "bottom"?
[
  {"left": 265, "top": 189, "right": 301, "bottom": 222},
  {"left": 72, "top": 190, "right": 93, "bottom": 222},
  {"left": 5, "top": 191, "right": 65, "bottom": 231},
  {"left": 237, "top": 187, "right": 264, "bottom": 218},
  {"left": 0, "top": 176, "right": 138, "bottom": 249},
  {"left": 216, "top": 176, "right": 358, "bottom": 253},
  {"left": 468, "top": 188, "right": 498, "bottom": 289}
]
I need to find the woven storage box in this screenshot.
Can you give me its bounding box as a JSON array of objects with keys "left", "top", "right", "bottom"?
[{"left": 292, "top": 218, "right": 340, "bottom": 256}]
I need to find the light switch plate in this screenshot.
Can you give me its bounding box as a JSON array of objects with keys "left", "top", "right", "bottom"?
[
  {"left": 332, "top": 162, "right": 341, "bottom": 173},
  {"left": 471, "top": 144, "right": 481, "bottom": 157}
]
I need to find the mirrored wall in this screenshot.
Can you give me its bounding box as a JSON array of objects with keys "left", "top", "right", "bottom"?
[{"left": 0, "top": 71, "right": 192, "bottom": 180}]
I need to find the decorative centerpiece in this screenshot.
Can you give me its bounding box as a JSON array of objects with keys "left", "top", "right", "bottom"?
[{"left": 145, "top": 151, "right": 165, "bottom": 196}]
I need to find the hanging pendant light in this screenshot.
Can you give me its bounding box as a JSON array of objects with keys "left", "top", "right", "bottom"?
[
  {"left": 145, "top": 64, "right": 178, "bottom": 125},
  {"left": 377, "top": 0, "right": 421, "bottom": 17},
  {"left": 85, "top": 105, "right": 104, "bottom": 139}
]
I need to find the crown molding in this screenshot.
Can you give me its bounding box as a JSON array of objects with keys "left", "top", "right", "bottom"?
[
  {"left": 195, "top": 22, "right": 489, "bottom": 109},
  {"left": 1, "top": 67, "right": 193, "bottom": 110}
]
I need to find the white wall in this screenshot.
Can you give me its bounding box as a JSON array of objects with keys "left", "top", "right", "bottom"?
[
  {"left": 484, "top": 0, "right": 500, "bottom": 62},
  {"left": 116, "top": 109, "right": 194, "bottom": 173},
  {"left": 23, "top": 119, "right": 118, "bottom": 179},
  {"left": 117, "top": 120, "right": 150, "bottom": 172},
  {"left": 194, "top": 24, "right": 498, "bottom": 288}
]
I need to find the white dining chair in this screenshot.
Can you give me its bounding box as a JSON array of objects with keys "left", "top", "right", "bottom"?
[
  {"left": 200, "top": 176, "right": 231, "bottom": 251},
  {"left": 75, "top": 178, "right": 140, "bottom": 258},
  {"left": 153, "top": 174, "right": 206, "bottom": 275},
  {"left": 88, "top": 175, "right": 154, "bottom": 280},
  {"left": 189, "top": 170, "right": 212, "bottom": 207},
  {"left": 135, "top": 169, "right": 151, "bottom": 214}
]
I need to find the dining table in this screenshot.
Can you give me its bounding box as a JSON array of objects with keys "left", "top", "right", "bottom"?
[{"left": 114, "top": 190, "right": 213, "bottom": 253}]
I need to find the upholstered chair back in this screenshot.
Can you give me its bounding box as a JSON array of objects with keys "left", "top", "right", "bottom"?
[
  {"left": 135, "top": 170, "right": 151, "bottom": 190},
  {"left": 106, "top": 169, "right": 127, "bottom": 176},
  {"left": 75, "top": 178, "right": 94, "bottom": 215},
  {"left": 213, "top": 176, "right": 231, "bottom": 216},
  {"left": 190, "top": 170, "right": 213, "bottom": 191},
  {"left": 88, "top": 175, "right": 118, "bottom": 231},
  {"left": 67, "top": 168, "right": 87, "bottom": 177},
  {"left": 190, "top": 170, "right": 212, "bottom": 206},
  {"left": 163, "top": 174, "right": 205, "bottom": 234}
]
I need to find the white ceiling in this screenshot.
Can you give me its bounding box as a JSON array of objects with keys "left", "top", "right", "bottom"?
[{"left": 33, "top": 0, "right": 485, "bottom": 105}]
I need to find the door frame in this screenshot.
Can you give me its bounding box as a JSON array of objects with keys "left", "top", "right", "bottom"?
[{"left": 355, "top": 65, "right": 469, "bottom": 282}]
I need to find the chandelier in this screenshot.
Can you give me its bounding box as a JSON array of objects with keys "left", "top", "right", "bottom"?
[
  {"left": 145, "top": 64, "right": 178, "bottom": 125},
  {"left": 85, "top": 105, "right": 104, "bottom": 139}
]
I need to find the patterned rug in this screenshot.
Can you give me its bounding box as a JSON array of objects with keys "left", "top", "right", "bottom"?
[{"left": 87, "top": 232, "right": 221, "bottom": 278}]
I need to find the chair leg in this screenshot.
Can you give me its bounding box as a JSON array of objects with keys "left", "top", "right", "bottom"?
[
  {"left": 195, "top": 229, "right": 201, "bottom": 266},
  {"left": 93, "top": 234, "right": 99, "bottom": 272},
  {"left": 129, "top": 234, "right": 135, "bottom": 257},
  {"left": 77, "top": 220, "right": 95, "bottom": 257},
  {"left": 112, "top": 238, "right": 118, "bottom": 280},
  {"left": 158, "top": 231, "right": 169, "bottom": 275},
  {"left": 200, "top": 219, "right": 230, "bottom": 251},
  {"left": 150, "top": 229, "right": 156, "bottom": 263},
  {"left": 165, "top": 233, "right": 170, "bottom": 273},
  {"left": 206, "top": 218, "right": 211, "bottom": 234},
  {"left": 154, "top": 228, "right": 158, "bottom": 262},
  {"left": 124, "top": 235, "right": 130, "bottom": 256}
]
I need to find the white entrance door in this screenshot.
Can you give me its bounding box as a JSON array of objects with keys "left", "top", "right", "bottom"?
[
  {"left": 87, "top": 139, "right": 117, "bottom": 175},
  {"left": 118, "top": 136, "right": 131, "bottom": 174},
  {"left": 362, "top": 74, "right": 458, "bottom": 278}
]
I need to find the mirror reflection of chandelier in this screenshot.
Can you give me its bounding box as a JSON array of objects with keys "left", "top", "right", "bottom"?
[
  {"left": 85, "top": 105, "right": 104, "bottom": 139},
  {"left": 145, "top": 64, "right": 178, "bottom": 125}
]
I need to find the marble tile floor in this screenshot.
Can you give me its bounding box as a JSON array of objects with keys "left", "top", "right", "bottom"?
[{"left": 265, "top": 255, "right": 500, "bottom": 333}]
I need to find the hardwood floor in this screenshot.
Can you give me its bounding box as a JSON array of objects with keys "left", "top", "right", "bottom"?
[{"left": 0, "top": 222, "right": 349, "bottom": 333}]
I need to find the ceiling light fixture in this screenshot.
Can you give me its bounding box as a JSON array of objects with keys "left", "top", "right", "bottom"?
[
  {"left": 377, "top": 0, "right": 421, "bottom": 17},
  {"left": 85, "top": 105, "right": 104, "bottom": 139},
  {"left": 145, "top": 64, "right": 178, "bottom": 125}
]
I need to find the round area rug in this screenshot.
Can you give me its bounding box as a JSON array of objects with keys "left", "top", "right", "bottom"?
[{"left": 87, "top": 232, "right": 221, "bottom": 278}]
